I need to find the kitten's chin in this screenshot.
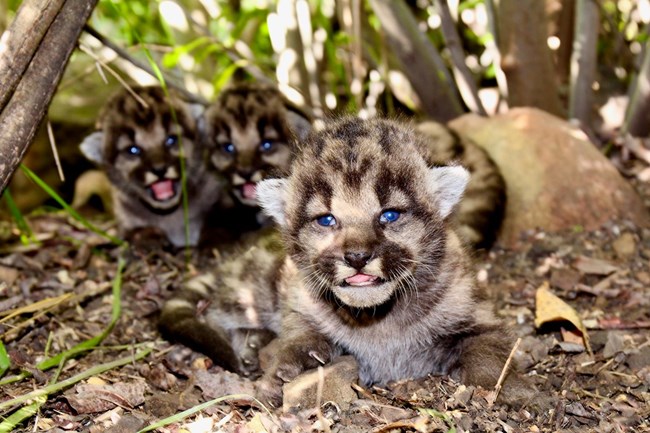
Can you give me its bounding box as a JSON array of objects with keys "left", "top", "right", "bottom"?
[{"left": 332, "top": 282, "right": 395, "bottom": 308}]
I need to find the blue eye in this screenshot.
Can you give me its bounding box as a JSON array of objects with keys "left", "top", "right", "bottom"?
[
  {"left": 379, "top": 210, "right": 400, "bottom": 223},
  {"left": 127, "top": 145, "right": 142, "bottom": 156},
  {"left": 316, "top": 214, "right": 336, "bottom": 227},
  {"left": 260, "top": 140, "right": 274, "bottom": 152},
  {"left": 165, "top": 135, "right": 178, "bottom": 147},
  {"left": 223, "top": 143, "right": 235, "bottom": 154}
]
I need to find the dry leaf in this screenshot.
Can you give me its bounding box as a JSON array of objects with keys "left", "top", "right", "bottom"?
[
  {"left": 535, "top": 282, "right": 592, "bottom": 355},
  {"left": 66, "top": 381, "right": 146, "bottom": 414},
  {"left": 572, "top": 256, "right": 618, "bottom": 275}
]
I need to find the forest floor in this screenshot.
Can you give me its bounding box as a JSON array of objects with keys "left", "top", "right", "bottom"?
[{"left": 1, "top": 179, "right": 650, "bottom": 433}]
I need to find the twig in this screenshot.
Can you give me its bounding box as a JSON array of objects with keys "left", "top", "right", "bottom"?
[
  {"left": 488, "top": 337, "right": 522, "bottom": 406},
  {"left": 315, "top": 366, "right": 332, "bottom": 433},
  {"left": 46, "top": 120, "right": 65, "bottom": 182},
  {"left": 78, "top": 43, "right": 148, "bottom": 108},
  {"left": 82, "top": 25, "right": 207, "bottom": 105}
]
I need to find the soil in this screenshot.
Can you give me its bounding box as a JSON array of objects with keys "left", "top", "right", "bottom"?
[{"left": 1, "top": 180, "right": 650, "bottom": 432}]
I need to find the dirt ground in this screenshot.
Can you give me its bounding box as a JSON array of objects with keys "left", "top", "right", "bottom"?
[{"left": 1, "top": 179, "right": 650, "bottom": 432}]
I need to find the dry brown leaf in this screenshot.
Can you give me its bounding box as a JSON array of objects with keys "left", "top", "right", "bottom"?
[
  {"left": 535, "top": 282, "right": 592, "bottom": 355},
  {"left": 65, "top": 381, "right": 146, "bottom": 414},
  {"left": 572, "top": 256, "right": 618, "bottom": 275}
]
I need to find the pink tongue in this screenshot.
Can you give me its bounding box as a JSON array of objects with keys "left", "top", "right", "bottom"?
[
  {"left": 345, "top": 273, "right": 377, "bottom": 284},
  {"left": 242, "top": 182, "right": 257, "bottom": 200},
  {"left": 150, "top": 180, "right": 174, "bottom": 201}
]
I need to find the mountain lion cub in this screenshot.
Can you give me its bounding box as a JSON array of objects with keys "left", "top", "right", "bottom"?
[
  {"left": 255, "top": 116, "right": 516, "bottom": 405},
  {"left": 201, "top": 83, "right": 311, "bottom": 232},
  {"left": 80, "top": 86, "right": 223, "bottom": 247}
]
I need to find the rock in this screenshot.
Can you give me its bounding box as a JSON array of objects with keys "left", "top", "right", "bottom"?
[
  {"left": 104, "top": 414, "right": 146, "bottom": 433},
  {"left": 602, "top": 332, "right": 626, "bottom": 359},
  {"left": 282, "top": 356, "right": 359, "bottom": 411},
  {"left": 626, "top": 346, "right": 650, "bottom": 371},
  {"left": 612, "top": 232, "right": 637, "bottom": 258},
  {"left": 448, "top": 109, "right": 650, "bottom": 248}
]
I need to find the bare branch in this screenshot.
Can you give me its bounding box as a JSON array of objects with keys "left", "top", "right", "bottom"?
[
  {"left": 0, "top": 0, "right": 99, "bottom": 193},
  {"left": 568, "top": 0, "right": 599, "bottom": 128},
  {"left": 369, "top": 0, "right": 463, "bottom": 122},
  {"left": 435, "top": 0, "right": 487, "bottom": 116},
  {"left": 83, "top": 25, "right": 207, "bottom": 105}
]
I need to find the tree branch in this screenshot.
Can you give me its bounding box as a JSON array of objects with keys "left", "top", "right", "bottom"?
[
  {"left": 435, "top": 0, "right": 487, "bottom": 116},
  {"left": 83, "top": 25, "right": 207, "bottom": 105},
  {"left": 0, "top": 0, "right": 66, "bottom": 111},
  {"left": 369, "top": 0, "right": 463, "bottom": 122},
  {"left": 568, "top": 0, "right": 599, "bottom": 127},
  {"left": 0, "top": 0, "right": 99, "bottom": 193}
]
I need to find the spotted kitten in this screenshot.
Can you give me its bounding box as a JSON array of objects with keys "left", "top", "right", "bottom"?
[
  {"left": 159, "top": 229, "right": 284, "bottom": 377},
  {"left": 80, "top": 86, "right": 223, "bottom": 247},
  {"left": 255, "top": 117, "right": 518, "bottom": 405},
  {"left": 202, "top": 82, "right": 311, "bottom": 232},
  {"left": 416, "top": 121, "right": 505, "bottom": 249}
]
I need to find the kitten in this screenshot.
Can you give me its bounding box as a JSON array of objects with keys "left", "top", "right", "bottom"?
[
  {"left": 80, "top": 85, "right": 224, "bottom": 247},
  {"left": 415, "top": 121, "right": 505, "bottom": 249},
  {"left": 159, "top": 229, "right": 284, "bottom": 377},
  {"left": 201, "top": 82, "right": 311, "bottom": 232},
  {"left": 255, "top": 116, "right": 517, "bottom": 405}
]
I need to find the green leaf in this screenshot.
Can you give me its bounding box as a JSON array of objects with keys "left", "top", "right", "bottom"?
[
  {"left": 1, "top": 189, "right": 36, "bottom": 245},
  {"left": 0, "top": 395, "right": 46, "bottom": 433},
  {"left": 0, "top": 341, "right": 10, "bottom": 378}
]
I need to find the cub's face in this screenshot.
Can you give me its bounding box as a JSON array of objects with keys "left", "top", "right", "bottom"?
[
  {"left": 257, "top": 117, "right": 469, "bottom": 309},
  {"left": 204, "top": 84, "right": 310, "bottom": 207},
  {"left": 81, "top": 86, "right": 200, "bottom": 213}
]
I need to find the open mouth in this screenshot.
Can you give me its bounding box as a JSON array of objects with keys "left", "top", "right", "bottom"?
[
  {"left": 240, "top": 182, "right": 257, "bottom": 200},
  {"left": 148, "top": 179, "right": 178, "bottom": 202},
  {"left": 342, "top": 273, "right": 385, "bottom": 287}
]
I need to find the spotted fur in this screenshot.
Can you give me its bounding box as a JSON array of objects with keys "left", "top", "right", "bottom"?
[
  {"left": 79, "top": 86, "right": 224, "bottom": 247},
  {"left": 256, "top": 117, "right": 516, "bottom": 405},
  {"left": 159, "top": 229, "right": 285, "bottom": 377},
  {"left": 415, "top": 121, "right": 505, "bottom": 249},
  {"left": 202, "top": 83, "right": 311, "bottom": 231}
]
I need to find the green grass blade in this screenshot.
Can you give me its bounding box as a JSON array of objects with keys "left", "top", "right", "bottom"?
[
  {"left": 0, "top": 341, "right": 10, "bottom": 378},
  {"left": 137, "top": 394, "right": 261, "bottom": 433},
  {"left": 36, "top": 252, "right": 125, "bottom": 371},
  {"left": 0, "top": 395, "right": 46, "bottom": 433},
  {"left": 1, "top": 189, "right": 35, "bottom": 245},
  {"left": 0, "top": 347, "right": 152, "bottom": 412},
  {"left": 19, "top": 165, "right": 124, "bottom": 246}
]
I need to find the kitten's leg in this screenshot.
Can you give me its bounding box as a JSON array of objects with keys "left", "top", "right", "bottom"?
[
  {"left": 256, "top": 312, "right": 335, "bottom": 407},
  {"left": 457, "top": 329, "right": 542, "bottom": 408},
  {"left": 159, "top": 294, "right": 242, "bottom": 373}
]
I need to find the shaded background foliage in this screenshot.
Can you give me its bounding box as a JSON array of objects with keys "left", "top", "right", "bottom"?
[{"left": 1, "top": 0, "right": 650, "bottom": 213}]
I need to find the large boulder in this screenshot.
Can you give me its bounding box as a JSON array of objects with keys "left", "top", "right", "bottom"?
[{"left": 449, "top": 108, "right": 650, "bottom": 248}]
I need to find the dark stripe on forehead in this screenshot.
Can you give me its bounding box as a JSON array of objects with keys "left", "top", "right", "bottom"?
[
  {"left": 377, "top": 122, "right": 398, "bottom": 155},
  {"left": 289, "top": 171, "right": 333, "bottom": 238},
  {"left": 330, "top": 117, "right": 371, "bottom": 146}
]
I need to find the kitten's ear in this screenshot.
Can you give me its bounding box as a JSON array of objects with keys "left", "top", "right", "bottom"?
[
  {"left": 256, "top": 178, "right": 289, "bottom": 226},
  {"left": 286, "top": 109, "right": 312, "bottom": 141},
  {"left": 79, "top": 131, "right": 106, "bottom": 165},
  {"left": 427, "top": 166, "right": 470, "bottom": 219}
]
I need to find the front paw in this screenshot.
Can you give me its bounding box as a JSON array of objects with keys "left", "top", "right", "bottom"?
[
  {"left": 232, "top": 329, "right": 275, "bottom": 379},
  {"left": 255, "top": 374, "right": 284, "bottom": 408},
  {"left": 254, "top": 338, "right": 333, "bottom": 408}
]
